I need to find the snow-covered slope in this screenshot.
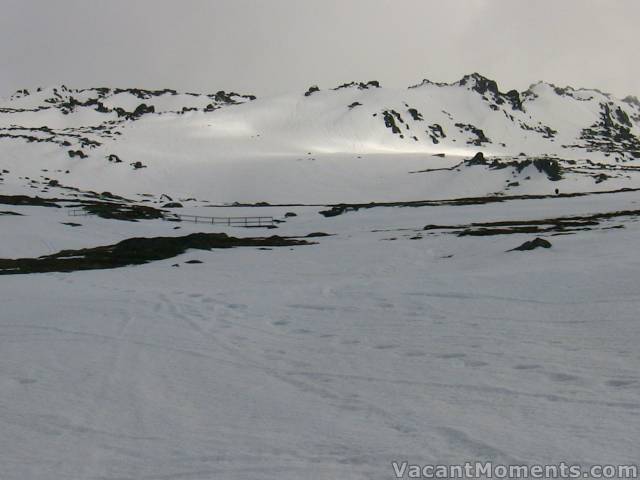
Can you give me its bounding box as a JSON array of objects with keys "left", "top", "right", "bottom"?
[
  {"left": 2, "top": 76, "right": 640, "bottom": 480},
  {"left": 1, "top": 74, "right": 640, "bottom": 202},
  {"left": 2, "top": 191, "right": 640, "bottom": 480}
]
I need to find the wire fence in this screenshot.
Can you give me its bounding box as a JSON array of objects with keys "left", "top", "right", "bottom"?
[
  {"left": 163, "top": 213, "right": 274, "bottom": 227},
  {"left": 68, "top": 208, "right": 274, "bottom": 227}
]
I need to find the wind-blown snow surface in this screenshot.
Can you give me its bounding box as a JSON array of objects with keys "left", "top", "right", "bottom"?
[
  {"left": 1, "top": 76, "right": 640, "bottom": 479},
  {"left": 2, "top": 193, "right": 640, "bottom": 479}
]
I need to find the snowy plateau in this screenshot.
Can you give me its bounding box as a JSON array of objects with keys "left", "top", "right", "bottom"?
[{"left": 0, "top": 74, "right": 639, "bottom": 479}]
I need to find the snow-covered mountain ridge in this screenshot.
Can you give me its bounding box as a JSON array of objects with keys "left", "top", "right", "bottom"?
[
  {"left": 3, "top": 73, "right": 638, "bottom": 159},
  {"left": 1, "top": 73, "right": 640, "bottom": 202}
]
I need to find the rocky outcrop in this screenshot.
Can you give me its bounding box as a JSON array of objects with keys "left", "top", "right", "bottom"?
[{"left": 510, "top": 237, "right": 552, "bottom": 251}]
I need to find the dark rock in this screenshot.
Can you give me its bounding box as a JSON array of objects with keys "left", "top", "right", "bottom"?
[
  {"left": 467, "top": 152, "right": 487, "bottom": 165},
  {"left": 455, "top": 123, "right": 491, "bottom": 145},
  {"left": 427, "top": 124, "right": 446, "bottom": 144},
  {"left": 510, "top": 237, "right": 552, "bottom": 251},
  {"left": 333, "top": 81, "right": 380, "bottom": 90},
  {"left": 131, "top": 161, "right": 147, "bottom": 169},
  {"left": 284, "top": 212, "right": 297, "bottom": 218},
  {"left": 304, "top": 85, "right": 320, "bottom": 97},
  {"left": 407, "top": 108, "right": 423, "bottom": 121},
  {"left": 162, "top": 202, "right": 183, "bottom": 208},
  {"left": 382, "top": 110, "right": 403, "bottom": 135},
  {"left": 458, "top": 73, "right": 524, "bottom": 111},
  {"left": 131, "top": 103, "right": 155, "bottom": 117},
  {"left": 68, "top": 150, "right": 87, "bottom": 159},
  {"left": 213, "top": 90, "right": 237, "bottom": 104}
]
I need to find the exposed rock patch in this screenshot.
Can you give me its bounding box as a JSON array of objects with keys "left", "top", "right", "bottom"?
[{"left": 510, "top": 238, "right": 552, "bottom": 251}]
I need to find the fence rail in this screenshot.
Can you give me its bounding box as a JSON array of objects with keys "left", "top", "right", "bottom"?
[
  {"left": 163, "top": 213, "right": 274, "bottom": 227},
  {"left": 67, "top": 207, "right": 274, "bottom": 227}
]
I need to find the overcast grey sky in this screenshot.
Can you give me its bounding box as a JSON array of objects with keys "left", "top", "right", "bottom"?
[{"left": 1, "top": 0, "right": 638, "bottom": 98}]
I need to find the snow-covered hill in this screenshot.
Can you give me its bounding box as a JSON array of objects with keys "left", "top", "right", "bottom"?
[
  {"left": 1, "top": 74, "right": 640, "bottom": 202},
  {"left": 2, "top": 75, "right": 640, "bottom": 480}
]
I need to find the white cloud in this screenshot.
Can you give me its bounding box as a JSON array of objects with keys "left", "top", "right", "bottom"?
[{"left": 0, "top": 0, "right": 637, "bottom": 98}]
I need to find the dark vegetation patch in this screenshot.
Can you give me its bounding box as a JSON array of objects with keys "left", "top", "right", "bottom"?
[
  {"left": 422, "top": 209, "right": 639, "bottom": 237},
  {"left": 73, "top": 201, "right": 165, "bottom": 221},
  {"left": 0, "top": 194, "right": 60, "bottom": 208},
  {"left": 61, "top": 222, "right": 82, "bottom": 227},
  {"left": 0, "top": 189, "right": 163, "bottom": 221},
  {"left": 0, "top": 233, "right": 312, "bottom": 275},
  {"left": 318, "top": 187, "right": 640, "bottom": 217},
  {"left": 0, "top": 210, "right": 22, "bottom": 216}
]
